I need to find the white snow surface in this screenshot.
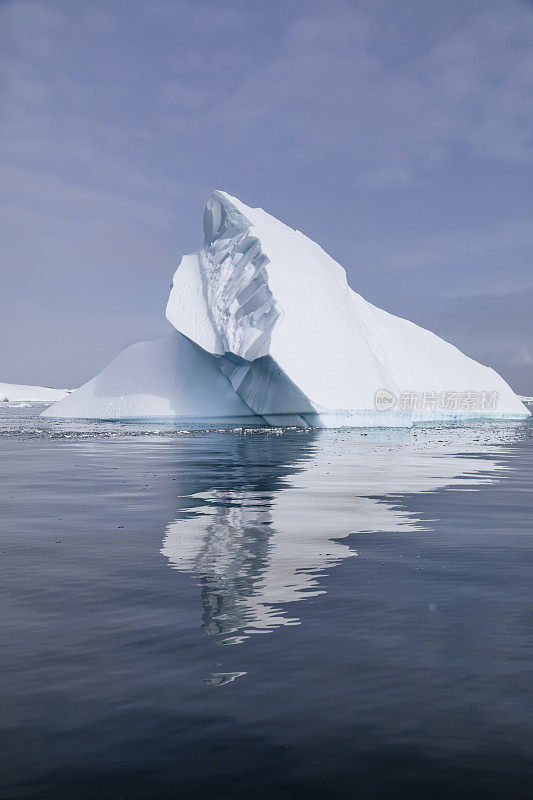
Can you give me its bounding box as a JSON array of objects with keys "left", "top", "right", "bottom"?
[
  {"left": 42, "top": 331, "right": 259, "bottom": 421},
  {"left": 166, "top": 191, "right": 529, "bottom": 426},
  {"left": 0, "top": 382, "right": 70, "bottom": 403}
]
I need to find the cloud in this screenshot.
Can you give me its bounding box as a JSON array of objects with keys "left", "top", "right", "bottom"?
[
  {"left": 145, "top": 0, "right": 533, "bottom": 186},
  {"left": 353, "top": 217, "right": 533, "bottom": 287},
  {"left": 1, "top": 0, "right": 532, "bottom": 386},
  {"left": 4, "top": 0, "right": 533, "bottom": 201},
  {"left": 211, "top": 0, "right": 533, "bottom": 184}
]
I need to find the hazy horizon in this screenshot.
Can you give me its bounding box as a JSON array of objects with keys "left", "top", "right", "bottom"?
[{"left": 1, "top": 0, "right": 532, "bottom": 393}]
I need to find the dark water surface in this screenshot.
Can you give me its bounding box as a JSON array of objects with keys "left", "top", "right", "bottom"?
[{"left": 1, "top": 404, "right": 532, "bottom": 799}]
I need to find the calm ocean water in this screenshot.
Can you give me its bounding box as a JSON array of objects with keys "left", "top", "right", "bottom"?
[{"left": 1, "top": 404, "right": 532, "bottom": 799}]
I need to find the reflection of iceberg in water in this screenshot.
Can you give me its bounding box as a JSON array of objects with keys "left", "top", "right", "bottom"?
[{"left": 161, "top": 427, "right": 507, "bottom": 644}]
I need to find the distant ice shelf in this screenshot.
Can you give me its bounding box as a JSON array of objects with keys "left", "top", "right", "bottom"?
[
  {"left": 1, "top": 382, "right": 70, "bottom": 403},
  {"left": 44, "top": 191, "right": 530, "bottom": 426}
]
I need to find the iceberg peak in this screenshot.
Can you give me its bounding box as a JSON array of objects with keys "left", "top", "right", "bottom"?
[{"left": 166, "top": 191, "right": 529, "bottom": 426}]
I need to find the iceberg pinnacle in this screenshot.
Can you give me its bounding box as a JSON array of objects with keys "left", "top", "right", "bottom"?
[{"left": 166, "top": 191, "right": 529, "bottom": 426}]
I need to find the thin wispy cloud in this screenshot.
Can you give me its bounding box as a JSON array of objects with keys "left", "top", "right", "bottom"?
[{"left": 355, "top": 217, "right": 533, "bottom": 285}]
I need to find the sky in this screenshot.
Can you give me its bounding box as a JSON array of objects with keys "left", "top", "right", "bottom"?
[{"left": 1, "top": 0, "right": 532, "bottom": 393}]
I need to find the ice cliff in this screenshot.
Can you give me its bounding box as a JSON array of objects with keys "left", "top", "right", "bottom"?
[{"left": 44, "top": 190, "right": 529, "bottom": 425}]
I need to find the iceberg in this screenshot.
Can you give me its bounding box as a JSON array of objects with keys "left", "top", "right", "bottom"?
[
  {"left": 45, "top": 190, "right": 529, "bottom": 425},
  {"left": 166, "top": 191, "right": 529, "bottom": 426}
]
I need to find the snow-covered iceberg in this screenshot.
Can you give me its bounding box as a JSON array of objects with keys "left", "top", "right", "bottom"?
[
  {"left": 166, "top": 191, "right": 529, "bottom": 426},
  {"left": 46, "top": 190, "right": 529, "bottom": 425},
  {"left": 42, "top": 331, "right": 260, "bottom": 422},
  {"left": 1, "top": 382, "right": 70, "bottom": 403}
]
